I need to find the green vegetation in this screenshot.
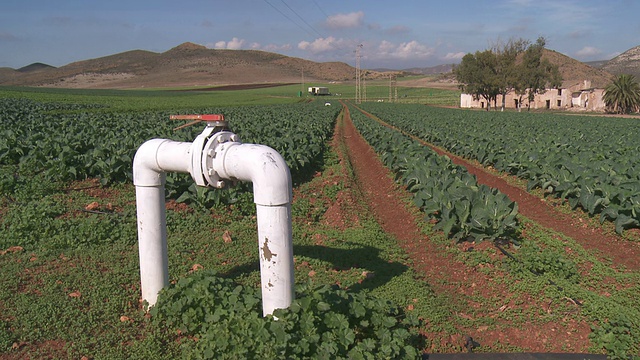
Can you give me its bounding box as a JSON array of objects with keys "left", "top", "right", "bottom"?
[
  {"left": 348, "top": 105, "right": 519, "bottom": 242},
  {"left": 0, "top": 86, "right": 301, "bottom": 111},
  {"left": 151, "top": 274, "right": 423, "bottom": 359},
  {"left": 0, "top": 81, "right": 461, "bottom": 111},
  {"left": 0, "top": 96, "right": 338, "bottom": 212},
  {"left": 1, "top": 87, "right": 639, "bottom": 358},
  {"left": 455, "top": 37, "right": 561, "bottom": 111},
  {"left": 0, "top": 88, "right": 443, "bottom": 358},
  {"left": 361, "top": 102, "right": 640, "bottom": 234},
  {"left": 603, "top": 74, "right": 640, "bottom": 114}
]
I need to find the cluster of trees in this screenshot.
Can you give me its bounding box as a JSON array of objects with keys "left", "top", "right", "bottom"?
[{"left": 454, "top": 37, "right": 562, "bottom": 111}]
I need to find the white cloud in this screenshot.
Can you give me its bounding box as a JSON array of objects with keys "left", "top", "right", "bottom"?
[
  {"left": 325, "top": 11, "right": 364, "bottom": 29},
  {"left": 378, "top": 40, "right": 395, "bottom": 53},
  {"left": 226, "top": 37, "right": 245, "bottom": 50},
  {"left": 263, "top": 43, "right": 292, "bottom": 52},
  {"left": 377, "top": 40, "right": 435, "bottom": 60},
  {"left": 298, "top": 36, "right": 343, "bottom": 53},
  {"left": 212, "top": 37, "right": 245, "bottom": 50},
  {"left": 400, "top": 41, "right": 434, "bottom": 58},
  {"left": 576, "top": 46, "right": 602, "bottom": 57},
  {"left": 443, "top": 52, "right": 465, "bottom": 60}
]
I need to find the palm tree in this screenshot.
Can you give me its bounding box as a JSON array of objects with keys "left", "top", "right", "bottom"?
[{"left": 603, "top": 74, "right": 640, "bottom": 114}]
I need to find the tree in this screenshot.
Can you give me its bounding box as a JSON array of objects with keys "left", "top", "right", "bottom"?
[
  {"left": 603, "top": 74, "right": 640, "bottom": 114},
  {"left": 492, "top": 38, "right": 529, "bottom": 111},
  {"left": 454, "top": 50, "right": 500, "bottom": 111},
  {"left": 514, "top": 37, "right": 562, "bottom": 111},
  {"left": 456, "top": 37, "right": 561, "bottom": 112}
]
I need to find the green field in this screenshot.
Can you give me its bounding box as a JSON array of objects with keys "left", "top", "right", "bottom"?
[
  {"left": 0, "top": 77, "right": 462, "bottom": 110},
  {"left": 1, "top": 86, "right": 638, "bottom": 359}
]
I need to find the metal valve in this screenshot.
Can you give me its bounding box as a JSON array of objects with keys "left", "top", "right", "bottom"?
[
  {"left": 170, "top": 114, "right": 241, "bottom": 188},
  {"left": 170, "top": 114, "right": 228, "bottom": 131}
]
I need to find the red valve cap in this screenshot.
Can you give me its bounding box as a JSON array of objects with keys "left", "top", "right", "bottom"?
[{"left": 169, "top": 114, "right": 225, "bottom": 121}]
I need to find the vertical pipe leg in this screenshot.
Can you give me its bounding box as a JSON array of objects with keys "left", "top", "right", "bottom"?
[
  {"left": 135, "top": 185, "right": 169, "bottom": 307},
  {"left": 256, "top": 203, "right": 294, "bottom": 316}
]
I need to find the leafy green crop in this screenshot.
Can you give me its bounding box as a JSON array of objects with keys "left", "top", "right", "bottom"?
[
  {"left": 150, "top": 271, "right": 424, "bottom": 359},
  {"left": 348, "top": 105, "right": 519, "bottom": 242},
  {"left": 360, "top": 103, "right": 640, "bottom": 234},
  {"left": 590, "top": 314, "right": 638, "bottom": 359},
  {"left": 0, "top": 98, "right": 338, "bottom": 207}
]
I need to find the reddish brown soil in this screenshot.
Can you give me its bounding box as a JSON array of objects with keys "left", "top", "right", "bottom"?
[{"left": 333, "top": 103, "right": 595, "bottom": 353}]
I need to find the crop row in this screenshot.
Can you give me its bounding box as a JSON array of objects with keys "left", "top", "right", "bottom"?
[
  {"left": 0, "top": 98, "right": 338, "bottom": 205},
  {"left": 347, "top": 104, "right": 519, "bottom": 242},
  {"left": 360, "top": 103, "right": 640, "bottom": 234}
]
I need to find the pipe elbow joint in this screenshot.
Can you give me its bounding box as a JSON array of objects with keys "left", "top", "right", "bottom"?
[
  {"left": 133, "top": 138, "right": 194, "bottom": 187},
  {"left": 133, "top": 139, "right": 168, "bottom": 187},
  {"left": 213, "top": 143, "right": 292, "bottom": 206}
]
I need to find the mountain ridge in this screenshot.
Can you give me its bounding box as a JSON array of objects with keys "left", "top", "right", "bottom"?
[
  {"left": 1, "top": 42, "right": 636, "bottom": 89},
  {"left": 602, "top": 45, "right": 640, "bottom": 79},
  {"left": 0, "top": 42, "right": 372, "bottom": 88}
]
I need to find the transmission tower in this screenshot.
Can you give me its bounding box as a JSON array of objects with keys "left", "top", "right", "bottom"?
[
  {"left": 355, "top": 44, "right": 362, "bottom": 104},
  {"left": 363, "top": 70, "right": 367, "bottom": 102},
  {"left": 389, "top": 74, "right": 397, "bottom": 102}
]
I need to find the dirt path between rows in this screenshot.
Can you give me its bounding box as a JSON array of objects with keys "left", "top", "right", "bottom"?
[
  {"left": 352, "top": 105, "right": 640, "bottom": 272},
  {"left": 333, "top": 103, "right": 594, "bottom": 353}
]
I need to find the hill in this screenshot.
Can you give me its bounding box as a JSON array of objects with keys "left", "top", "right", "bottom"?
[
  {"left": 17, "top": 62, "right": 56, "bottom": 73},
  {"left": 403, "top": 64, "right": 454, "bottom": 75},
  {"left": 584, "top": 60, "right": 609, "bottom": 69},
  {"left": 0, "top": 42, "right": 381, "bottom": 89},
  {"left": 1, "top": 42, "right": 625, "bottom": 90},
  {"left": 402, "top": 50, "right": 615, "bottom": 90},
  {"left": 602, "top": 45, "right": 640, "bottom": 79},
  {"left": 541, "top": 49, "right": 614, "bottom": 88}
]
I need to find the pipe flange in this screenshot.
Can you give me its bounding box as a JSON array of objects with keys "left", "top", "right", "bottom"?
[{"left": 201, "top": 131, "right": 241, "bottom": 188}]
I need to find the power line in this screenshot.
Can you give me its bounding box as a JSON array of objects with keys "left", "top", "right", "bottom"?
[
  {"left": 280, "top": 0, "right": 324, "bottom": 39},
  {"left": 262, "top": 0, "right": 315, "bottom": 38},
  {"left": 262, "top": 0, "right": 353, "bottom": 60},
  {"left": 311, "top": 0, "right": 329, "bottom": 18},
  {"left": 278, "top": 0, "right": 347, "bottom": 54}
]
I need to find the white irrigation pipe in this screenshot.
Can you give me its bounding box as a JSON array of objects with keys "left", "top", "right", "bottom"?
[{"left": 133, "top": 129, "right": 293, "bottom": 316}]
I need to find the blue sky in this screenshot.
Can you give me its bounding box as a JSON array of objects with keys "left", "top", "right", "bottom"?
[{"left": 1, "top": 0, "right": 639, "bottom": 69}]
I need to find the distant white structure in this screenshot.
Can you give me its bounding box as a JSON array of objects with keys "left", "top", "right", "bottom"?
[
  {"left": 308, "top": 86, "right": 329, "bottom": 96},
  {"left": 460, "top": 80, "right": 606, "bottom": 112}
]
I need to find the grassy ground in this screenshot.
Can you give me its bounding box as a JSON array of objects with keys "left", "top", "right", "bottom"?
[
  {"left": 0, "top": 76, "right": 462, "bottom": 110},
  {"left": 0, "top": 87, "right": 637, "bottom": 358}
]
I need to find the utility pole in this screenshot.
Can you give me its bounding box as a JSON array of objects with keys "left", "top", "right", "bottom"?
[
  {"left": 363, "top": 70, "right": 367, "bottom": 103},
  {"left": 394, "top": 75, "right": 398, "bottom": 102},
  {"left": 355, "top": 44, "right": 362, "bottom": 104},
  {"left": 389, "top": 74, "right": 397, "bottom": 102},
  {"left": 389, "top": 74, "right": 392, "bottom": 102}
]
